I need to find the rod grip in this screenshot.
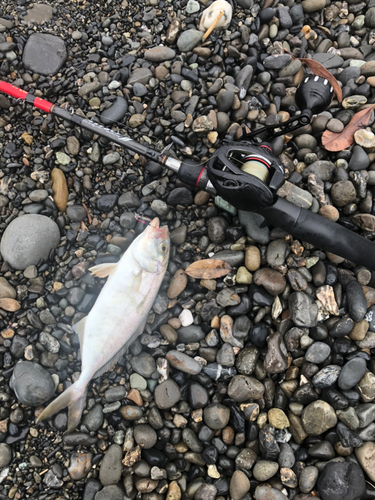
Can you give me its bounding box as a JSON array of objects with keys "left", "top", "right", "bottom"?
[
  {"left": 258, "top": 197, "right": 375, "bottom": 271},
  {"left": 0, "top": 81, "right": 53, "bottom": 113}
]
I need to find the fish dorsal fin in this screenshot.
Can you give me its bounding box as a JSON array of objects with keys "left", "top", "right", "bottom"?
[
  {"left": 89, "top": 263, "right": 118, "bottom": 278},
  {"left": 73, "top": 316, "right": 87, "bottom": 353}
]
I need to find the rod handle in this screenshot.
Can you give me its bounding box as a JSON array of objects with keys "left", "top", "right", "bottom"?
[{"left": 0, "top": 81, "right": 54, "bottom": 113}]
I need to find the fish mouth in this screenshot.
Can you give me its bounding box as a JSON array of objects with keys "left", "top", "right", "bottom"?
[
  {"left": 151, "top": 217, "right": 160, "bottom": 229},
  {"left": 150, "top": 217, "right": 168, "bottom": 237}
]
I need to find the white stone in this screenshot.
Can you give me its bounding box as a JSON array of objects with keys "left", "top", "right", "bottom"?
[{"left": 179, "top": 309, "right": 194, "bottom": 327}]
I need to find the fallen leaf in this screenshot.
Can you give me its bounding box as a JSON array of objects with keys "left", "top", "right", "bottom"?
[
  {"left": 0, "top": 298, "right": 21, "bottom": 312},
  {"left": 185, "top": 259, "right": 232, "bottom": 279},
  {"left": 322, "top": 104, "right": 375, "bottom": 151},
  {"left": 298, "top": 58, "right": 342, "bottom": 103}
]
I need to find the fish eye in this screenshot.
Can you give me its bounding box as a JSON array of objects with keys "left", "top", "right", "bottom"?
[{"left": 160, "top": 244, "right": 167, "bottom": 253}]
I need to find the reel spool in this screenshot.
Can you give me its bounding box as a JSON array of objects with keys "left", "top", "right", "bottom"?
[
  {"left": 227, "top": 149, "right": 271, "bottom": 184},
  {"left": 240, "top": 157, "right": 270, "bottom": 183}
]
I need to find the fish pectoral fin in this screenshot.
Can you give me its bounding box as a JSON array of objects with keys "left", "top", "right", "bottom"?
[
  {"left": 73, "top": 316, "right": 87, "bottom": 353},
  {"left": 93, "top": 319, "right": 147, "bottom": 379},
  {"left": 89, "top": 263, "right": 118, "bottom": 278}
]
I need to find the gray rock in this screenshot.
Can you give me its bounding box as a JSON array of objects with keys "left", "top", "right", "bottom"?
[
  {"left": 203, "top": 403, "right": 230, "bottom": 430},
  {"left": 166, "top": 350, "right": 202, "bottom": 375},
  {"left": 207, "top": 216, "right": 228, "bottom": 243},
  {"left": 29, "top": 189, "right": 48, "bottom": 202},
  {"left": 366, "top": 7, "right": 375, "bottom": 27},
  {"left": 177, "top": 30, "right": 203, "bottom": 52},
  {"left": 216, "top": 343, "right": 235, "bottom": 366},
  {"left": 235, "top": 65, "right": 253, "bottom": 98},
  {"left": 154, "top": 379, "right": 181, "bottom": 409},
  {"left": 177, "top": 325, "right": 205, "bottom": 343},
  {"left": 11, "top": 361, "right": 55, "bottom": 406},
  {"left": 24, "top": 3, "right": 53, "bottom": 23},
  {"left": 0, "top": 277, "right": 16, "bottom": 299},
  {"left": 213, "top": 250, "right": 244, "bottom": 267},
  {"left": 151, "top": 200, "right": 169, "bottom": 217},
  {"left": 144, "top": 46, "right": 176, "bottom": 62},
  {"left": 78, "top": 81, "right": 102, "bottom": 97},
  {"left": 235, "top": 448, "right": 257, "bottom": 469},
  {"left": 278, "top": 443, "right": 295, "bottom": 469},
  {"left": 83, "top": 404, "right": 104, "bottom": 432},
  {"left": 253, "top": 460, "right": 279, "bottom": 481},
  {"left": 313, "top": 52, "right": 344, "bottom": 69},
  {"left": 134, "top": 424, "right": 157, "bottom": 449},
  {"left": 289, "top": 292, "right": 318, "bottom": 328},
  {"left": 99, "top": 444, "right": 122, "bottom": 486},
  {"left": 305, "top": 342, "right": 331, "bottom": 364},
  {"left": 1, "top": 214, "right": 60, "bottom": 270},
  {"left": 100, "top": 96, "right": 128, "bottom": 126},
  {"left": 264, "top": 332, "right": 288, "bottom": 374},
  {"left": 356, "top": 403, "right": 375, "bottom": 428},
  {"left": 0, "top": 443, "right": 12, "bottom": 468},
  {"left": 227, "top": 375, "right": 265, "bottom": 401},
  {"left": 130, "top": 352, "right": 156, "bottom": 378},
  {"left": 349, "top": 145, "right": 370, "bottom": 171},
  {"left": 302, "top": 400, "right": 337, "bottom": 435},
  {"left": 128, "top": 68, "right": 153, "bottom": 86},
  {"left": 66, "top": 205, "right": 87, "bottom": 222},
  {"left": 104, "top": 386, "right": 126, "bottom": 403},
  {"left": 118, "top": 191, "right": 141, "bottom": 209},
  {"left": 182, "top": 428, "right": 204, "bottom": 452},
  {"left": 299, "top": 466, "right": 319, "bottom": 493},
  {"left": 195, "top": 484, "right": 217, "bottom": 500},
  {"left": 266, "top": 239, "right": 288, "bottom": 267},
  {"left": 331, "top": 181, "right": 357, "bottom": 207},
  {"left": 263, "top": 54, "right": 292, "bottom": 70},
  {"left": 302, "top": 161, "right": 335, "bottom": 181},
  {"left": 347, "top": 280, "right": 367, "bottom": 322},
  {"left": 238, "top": 210, "right": 270, "bottom": 244},
  {"left": 254, "top": 485, "right": 288, "bottom": 500},
  {"left": 236, "top": 346, "right": 259, "bottom": 375},
  {"left": 312, "top": 365, "right": 341, "bottom": 388},
  {"left": 230, "top": 470, "right": 250, "bottom": 500},
  {"left": 317, "top": 462, "right": 366, "bottom": 500},
  {"left": 217, "top": 90, "right": 235, "bottom": 112},
  {"left": 23, "top": 33, "right": 67, "bottom": 75},
  {"left": 338, "top": 357, "right": 367, "bottom": 390},
  {"left": 95, "top": 485, "right": 123, "bottom": 500},
  {"left": 132, "top": 83, "right": 148, "bottom": 97}
]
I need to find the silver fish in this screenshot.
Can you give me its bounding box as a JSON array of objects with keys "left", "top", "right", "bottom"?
[{"left": 37, "top": 217, "right": 170, "bottom": 432}]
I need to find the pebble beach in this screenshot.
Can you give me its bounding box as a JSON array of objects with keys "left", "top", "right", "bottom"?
[{"left": 0, "top": 0, "right": 375, "bottom": 499}]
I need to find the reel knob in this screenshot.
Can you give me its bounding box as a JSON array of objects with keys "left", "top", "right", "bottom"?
[{"left": 295, "top": 75, "right": 334, "bottom": 115}]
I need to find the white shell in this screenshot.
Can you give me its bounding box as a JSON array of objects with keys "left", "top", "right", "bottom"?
[{"left": 199, "top": 0, "right": 233, "bottom": 32}]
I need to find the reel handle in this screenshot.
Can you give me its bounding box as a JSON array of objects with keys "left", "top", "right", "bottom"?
[{"left": 257, "top": 197, "right": 375, "bottom": 272}]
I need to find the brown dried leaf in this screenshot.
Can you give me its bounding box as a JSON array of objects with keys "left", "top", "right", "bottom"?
[
  {"left": 298, "top": 58, "right": 342, "bottom": 103},
  {"left": 185, "top": 259, "right": 232, "bottom": 279},
  {"left": 322, "top": 104, "right": 375, "bottom": 152}
]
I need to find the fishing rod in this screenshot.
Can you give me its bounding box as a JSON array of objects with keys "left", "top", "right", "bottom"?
[{"left": 1, "top": 78, "right": 375, "bottom": 271}]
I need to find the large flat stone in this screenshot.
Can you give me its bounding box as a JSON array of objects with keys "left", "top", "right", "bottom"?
[
  {"left": 22, "top": 33, "right": 67, "bottom": 75},
  {"left": 24, "top": 4, "right": 53, "bottom": 24}
]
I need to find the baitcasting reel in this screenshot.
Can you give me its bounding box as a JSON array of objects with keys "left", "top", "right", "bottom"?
[{"left": 204, "top": 75, "right": 334, "bottom": 212}]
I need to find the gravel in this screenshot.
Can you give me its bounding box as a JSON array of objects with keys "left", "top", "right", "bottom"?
[{"left": 0, "top": 0, "right": 374, "bottom": 498}]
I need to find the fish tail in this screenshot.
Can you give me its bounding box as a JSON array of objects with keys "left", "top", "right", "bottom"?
[{"left": 36, "top": 378, "right": 88, "bottom": 433}]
